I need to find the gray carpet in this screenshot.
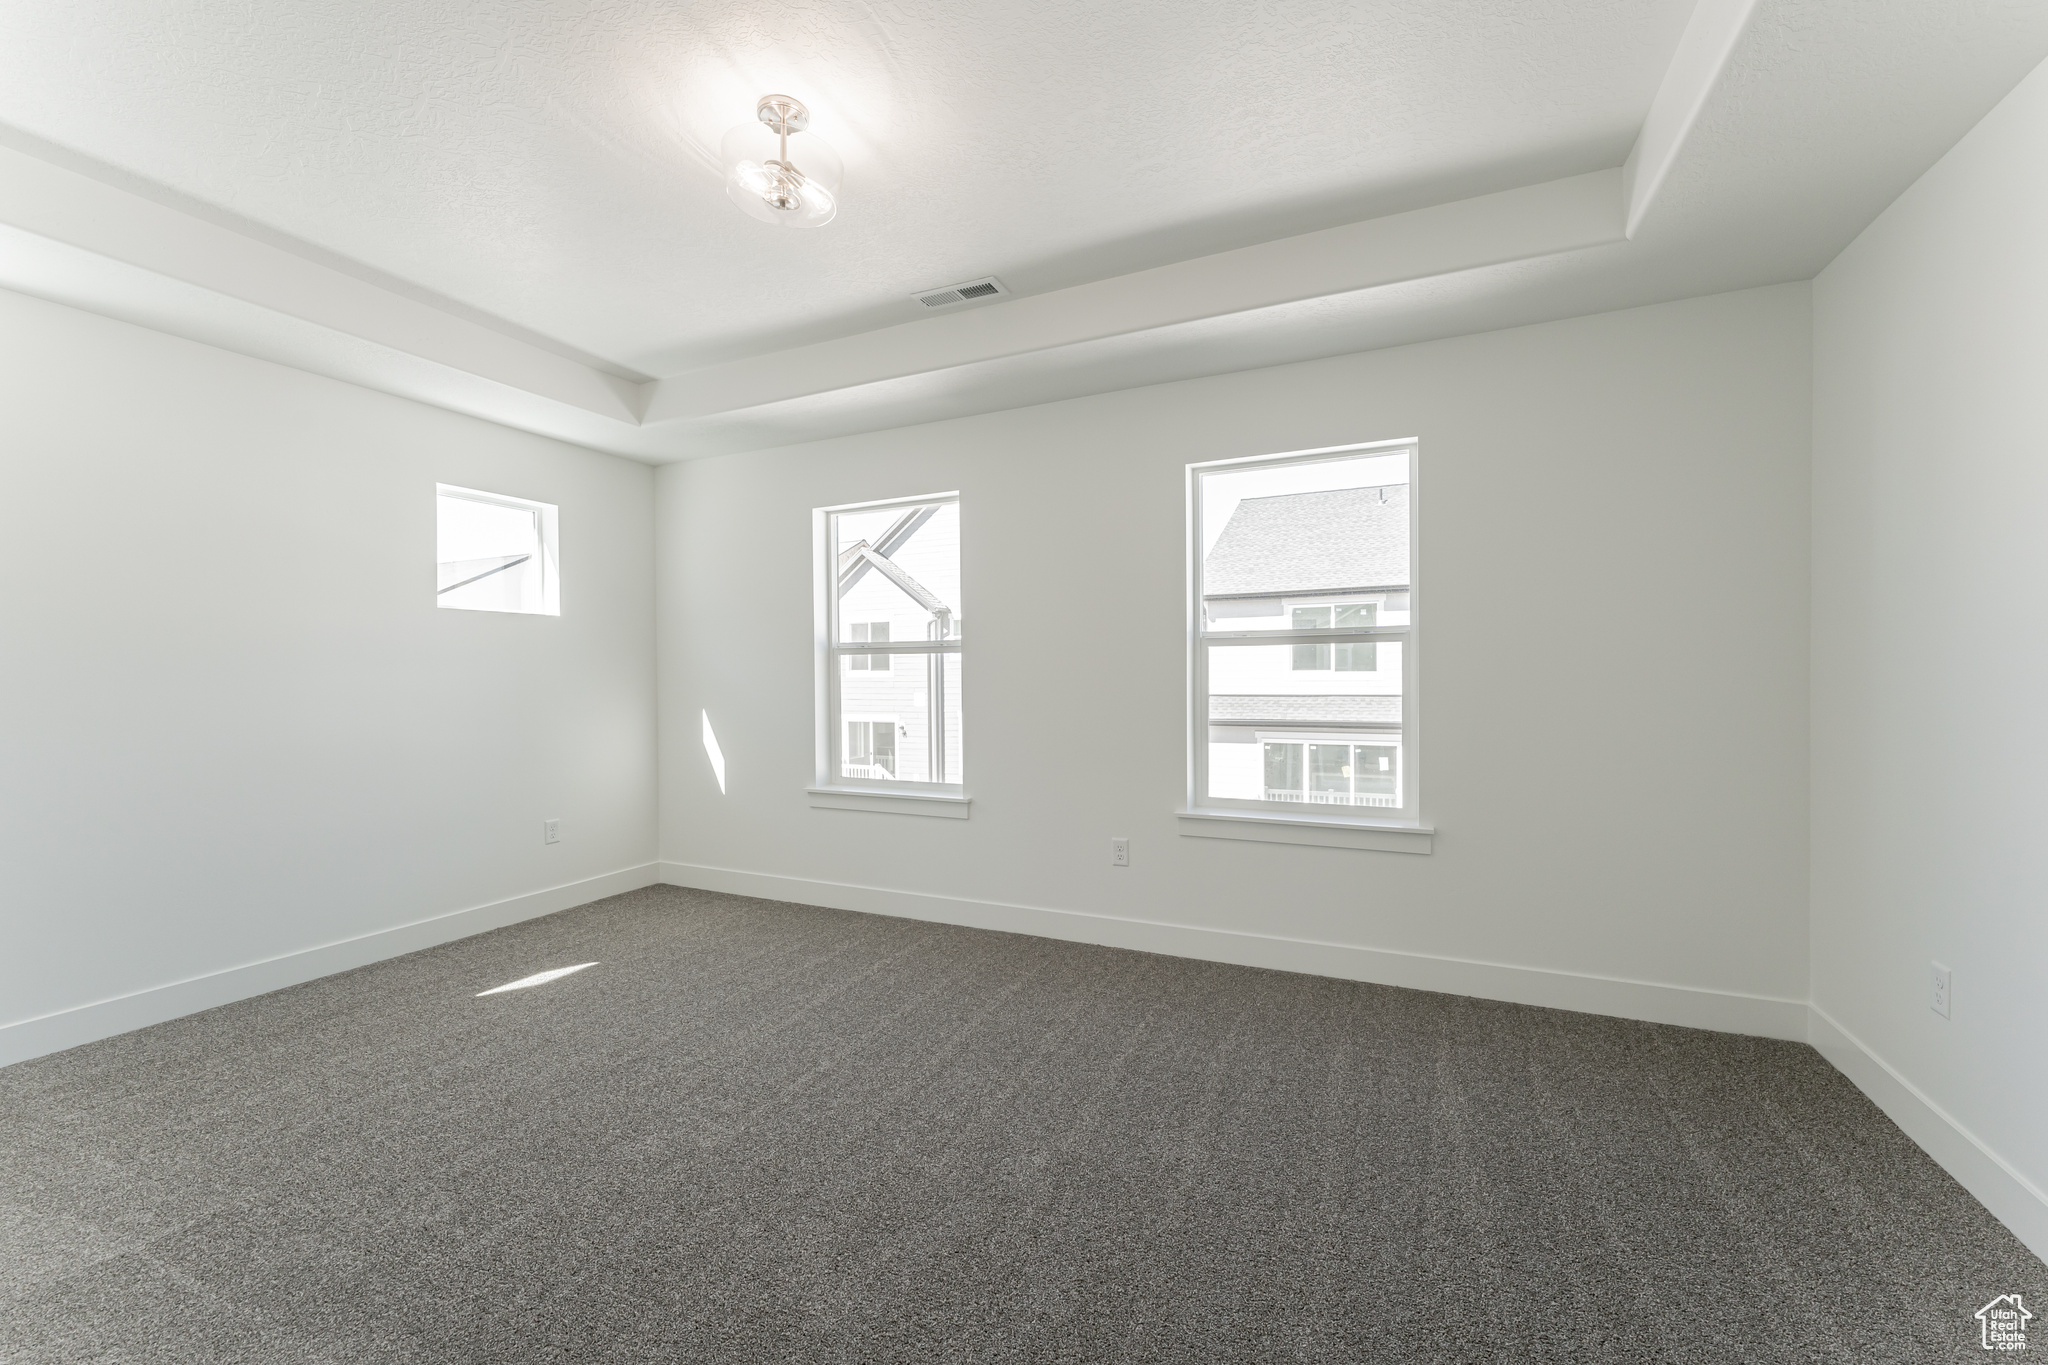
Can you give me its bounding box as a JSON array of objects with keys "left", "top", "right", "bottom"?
[{"left": 2, "top": 886, "right": 2039, "bottom": 1363}]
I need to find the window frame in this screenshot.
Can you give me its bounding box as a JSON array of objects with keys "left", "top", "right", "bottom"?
[
  {"left": 1186, "top": 440, "right": 1421, "bottom": 827},
  {"left": 813, "top": 491, "right": 965, "bottom": 799}
]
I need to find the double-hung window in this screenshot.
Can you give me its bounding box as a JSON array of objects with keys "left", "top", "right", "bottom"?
[
  {"left": 1190, "top": 441, "right": 1416, "bottom": 821},
  {"left": 817, "top": 493, "right": 964, "bottom": 793}
]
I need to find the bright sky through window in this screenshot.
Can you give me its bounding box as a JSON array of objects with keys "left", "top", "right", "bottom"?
[{"left": 437, "top": 484, "right": 559, "bottom": 615}]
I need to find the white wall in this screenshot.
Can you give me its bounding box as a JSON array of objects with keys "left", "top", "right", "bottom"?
[
  {"left": 0, "top": 288, "right": 658, "bottom": 1064},
  {"left": 1810, "top": 56, "right": 2048, "bottom": 1256},
  {"left": 658, "top": 283, "right": 1813, "bottom": 1037}
]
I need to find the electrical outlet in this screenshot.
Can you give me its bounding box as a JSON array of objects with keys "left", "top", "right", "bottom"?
[
  {"left": 1110, "top": 837, "right": 1130, "bottom": 867},
  {"left": 1930, "top": 961, "right": 1951, "bottom": 1018},
  {"left": 543, "top": 819, "right": 560, "bottom": 845}
]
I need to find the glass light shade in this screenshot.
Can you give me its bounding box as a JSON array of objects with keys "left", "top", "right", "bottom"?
[{"left": 721, "top": 121, "right": 841, "bottom": 228}]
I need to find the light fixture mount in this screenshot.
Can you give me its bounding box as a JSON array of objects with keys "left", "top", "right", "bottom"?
[
  {"left": 756, "top": 94, "right": 809, "bottom": 135},
  {"left": 722, "top": 94, "right": 840, "bottom": 228}
]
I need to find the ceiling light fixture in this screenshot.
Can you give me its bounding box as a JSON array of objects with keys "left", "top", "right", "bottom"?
[{"left": 722, "top": 94, "right": 840, "bottom": 228}]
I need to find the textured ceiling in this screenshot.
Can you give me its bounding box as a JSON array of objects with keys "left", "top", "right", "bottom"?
[{"left": 0, "top": 0, "right": 1696, "bottom": 374}]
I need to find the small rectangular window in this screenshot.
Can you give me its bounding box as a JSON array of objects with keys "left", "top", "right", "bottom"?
[
  {"left": 819, "top": 494, "right": 963, "bottom": 791},
  {"left": 436, "top": 485, "right": 558, "bottom": 615},
  {"left": 1191, "top": 442, "right": 1415, "bottom": 821}
]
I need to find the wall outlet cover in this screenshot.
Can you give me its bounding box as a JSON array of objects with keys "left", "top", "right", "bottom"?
[
  {"left": 544, "top": 819, "right": 561, "bottom": 845},
  {"left": 1930, "top": 961, "right": 1951, "bottom": 1018},
  {"left": 1111, "top": 836, "right": 1130, "bottom": 867}
]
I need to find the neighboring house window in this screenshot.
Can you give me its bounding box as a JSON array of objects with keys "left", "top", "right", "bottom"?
[
  {"left": 436, "top": 484, "right": 559, "bottom": 615},
  {"left": 1289, "top": 604, "right": 1379, "bottom": 670},
  {"left": 1291, "top": 607, "right": 1331, "bottom": 670},
  {"left": 817, "top": 494, "right": 964, "bottom": 790},
  {"left": 849, "top": 622, "right": 892, "bottom": 670},
  {"left": 845, "top": 718, "right": 897, "bottom": 777},
  {"left": 1262, "top": 740, "right": 1398, "bottom": 805},
  {"left": 1191, "top": 442, "right": 1415, "bottom": 819}
]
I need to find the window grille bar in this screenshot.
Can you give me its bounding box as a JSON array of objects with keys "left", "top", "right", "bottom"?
[
  {"left": 830, "top": 642, "right": 964, "bottom": 655},
  {"left": 1203, "top": 627, "right": 1407, "bottom": 643}
]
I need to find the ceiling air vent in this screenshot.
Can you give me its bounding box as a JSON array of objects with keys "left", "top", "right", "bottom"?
[{"left": 913, "top": 276, "right": 1008, "bottom": 309}]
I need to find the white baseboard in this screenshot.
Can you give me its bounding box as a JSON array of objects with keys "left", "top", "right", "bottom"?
[
  {"left": 657, "top": 861, "right": 1810, "bottom": 1040},
  {"left": 0, "top": 862, "right": 662, "bottom": 1069},
  {"left": 1808, "top": 1004, "right": 2048, "bottom": 1265}
]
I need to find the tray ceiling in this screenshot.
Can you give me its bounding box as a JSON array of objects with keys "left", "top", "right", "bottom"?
[
  {"left": 0, "top": 0, "right": 2042, "bottom": 461},
  {"left": 0, "top": 0, "right": 1696, "bottom": 372}
]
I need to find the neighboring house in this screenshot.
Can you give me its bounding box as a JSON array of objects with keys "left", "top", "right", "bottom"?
[
  {"left": 1204, "top": 484, "right": 1409, "bottom": 806},
  {"left": 835, "top": 503, "right": 963, "bottom": 784}
]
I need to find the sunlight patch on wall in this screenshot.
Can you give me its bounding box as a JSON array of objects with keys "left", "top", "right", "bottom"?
[{"left": 702, "top": 710, "right": 728, "bottom": 794}]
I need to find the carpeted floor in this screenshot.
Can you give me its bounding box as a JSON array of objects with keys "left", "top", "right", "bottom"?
[{"left": 2, "top": 885, "right": 2040, "bottom": 1363}]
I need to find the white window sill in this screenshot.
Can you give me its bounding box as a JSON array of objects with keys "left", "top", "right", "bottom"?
[
  {"left": 1176, "top": 808, "right": 1433, "bottom": 854},
  {"left": 808, "top": 787, "right": 971, "bottom": 819}
]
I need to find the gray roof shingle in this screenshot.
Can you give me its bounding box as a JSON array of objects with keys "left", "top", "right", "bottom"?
[
  {"left": 1204, "top": 485, "right": 1408, "bottom": 597},
  {"left": 1208, "top": 695, "right": 1403, "bottom": 726}
]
